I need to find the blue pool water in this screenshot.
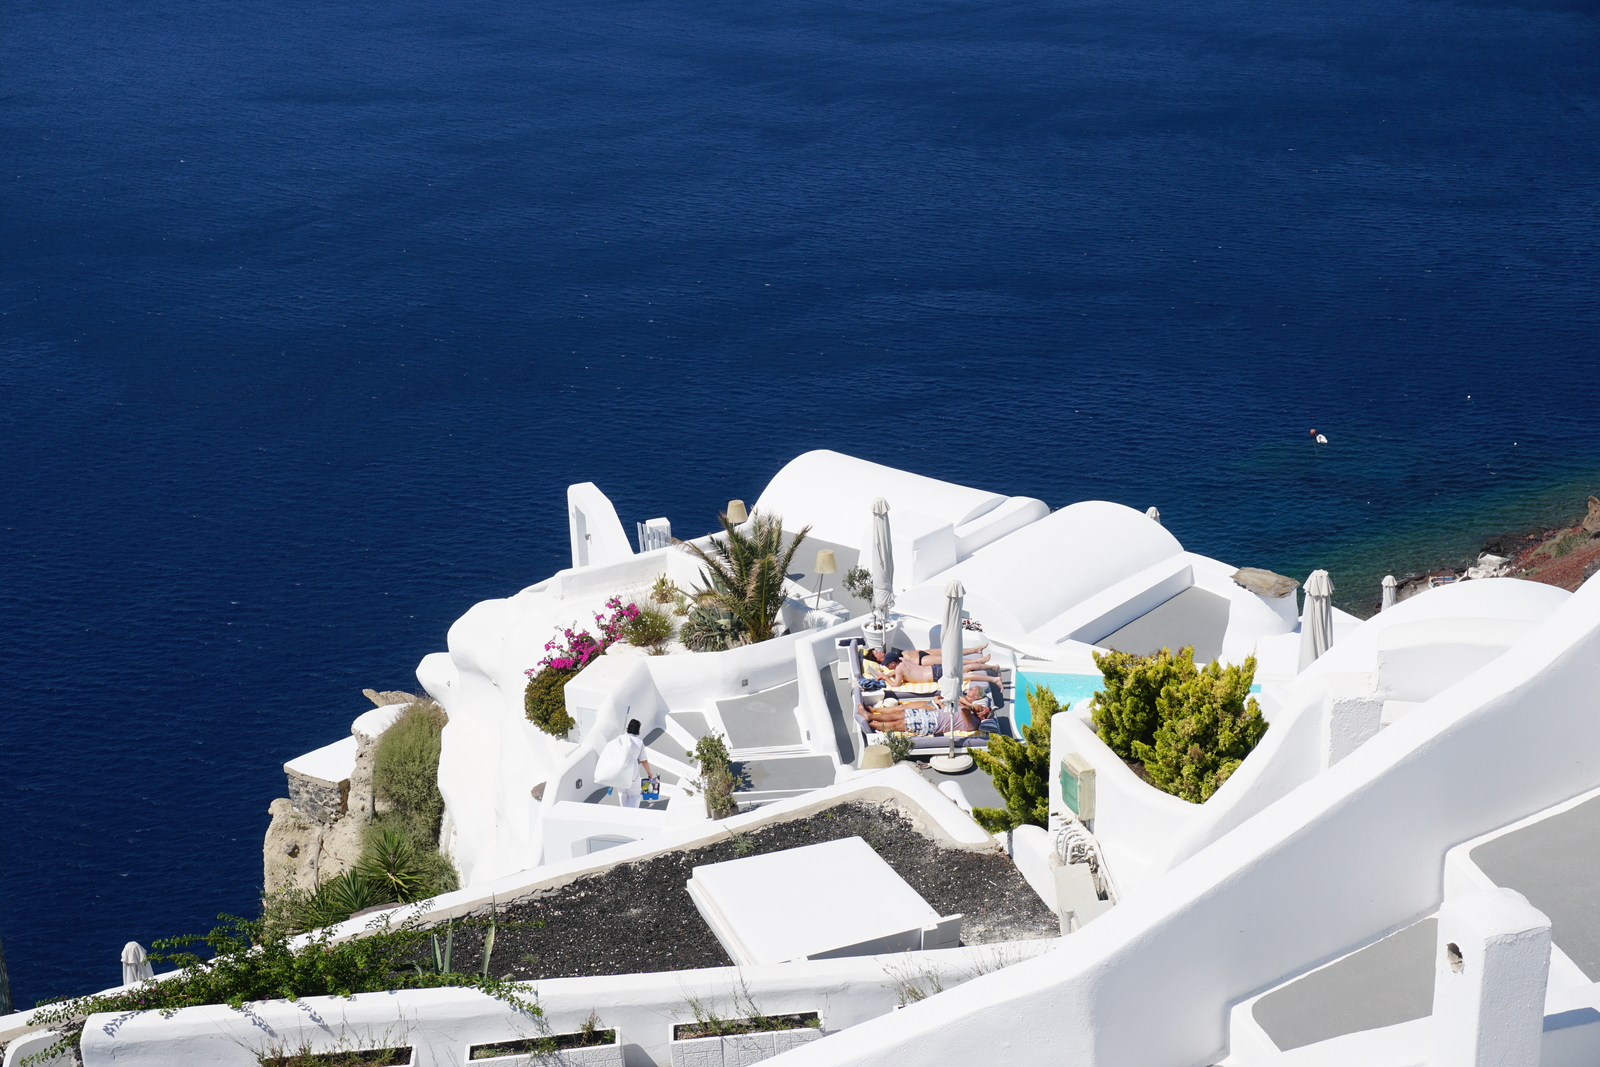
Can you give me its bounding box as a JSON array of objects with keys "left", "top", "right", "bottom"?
[
  {"left": 1014, "top": 674, "right": 1107, "bottom": 728},
  {"left": 1015, "top": 674, "right": 1266, "bottom": 727},
  {"left": 3, "top": 0, "right": 1597, "bottom": 1004}
]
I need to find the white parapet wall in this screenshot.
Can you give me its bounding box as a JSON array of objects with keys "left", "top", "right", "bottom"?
[{"left": 77, "top": 941, "right": 1055, "bottom": 1067}]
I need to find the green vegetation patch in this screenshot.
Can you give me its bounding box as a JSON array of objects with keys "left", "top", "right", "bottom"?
[
  {"left": 524, "top": 666, "right": 578, "bottom": 736},
  {"left": 971, "top": 687, "right": 1056, "bottom": 833},
  {"left": 269, "top": 701, "right": 459, "bottom": 934},
  {"left": 1091, "top": 646, "right": 1267, "bottom": 803},
  {"left": 25, "top": 912, "right": 537, "bottom": 1062}
]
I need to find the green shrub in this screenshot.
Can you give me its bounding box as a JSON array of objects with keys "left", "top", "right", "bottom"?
[
  {"left": 883, "top": 732, "right": 914, "bottom": 763},
  {"left": 373, "top": 703, "right": 447, "bottom": 831},
  {"left": 524, "top": 667, "right": 577, "bottom": 736},
  {"left": 970, "top": 686, "right": 1056, "bottom": 833},
  {"left": 1090, "top": 647, "right": 1179, "bottom": 759},
  {"left": 623, "top": 604, "right": 675, "bottom": 650},
  {"left": 355, "top": 828, "right": 429, "bottom": 903},
  {"left": 24, "top": 913, "right": 538, "bottom": 1061},
  {"left": 1090, "top": 647, "right": 1267, "bottom": 803},
  {"left": 352, "top": 702, "right": 459, "bottom": 918},
  {"left": 690, "top": 732, "right": 739, "bottom": 819}
]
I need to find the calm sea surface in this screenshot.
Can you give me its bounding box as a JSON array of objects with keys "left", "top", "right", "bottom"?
[{"left": 3, "top": 0, "right": 1596, "bottom": 1001}]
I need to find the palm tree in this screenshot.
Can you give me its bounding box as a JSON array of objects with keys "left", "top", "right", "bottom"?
[{"left": 678, "top": 511, "right": 810, "bottom": 648}]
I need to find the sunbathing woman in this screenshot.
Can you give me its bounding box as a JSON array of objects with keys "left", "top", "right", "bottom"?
[
  {"left": 864, "top": 641, "right": 989, "bottom": 668},
  {"left": 868, "top": 655, "right": 1002, "bottom": 690}
]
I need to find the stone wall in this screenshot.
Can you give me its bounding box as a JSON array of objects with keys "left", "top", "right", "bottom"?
[{"left": 263, "top": 695, "right": 418, "bottom": 896}]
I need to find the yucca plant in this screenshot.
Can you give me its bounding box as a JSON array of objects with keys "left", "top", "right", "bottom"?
[{"left": 678, "top": 511, "right": 810, "bottom": 649}]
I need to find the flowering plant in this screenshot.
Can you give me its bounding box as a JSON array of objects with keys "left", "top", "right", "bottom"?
[{"left": 527, "top": 596, "right": 643, "bottom": 674}]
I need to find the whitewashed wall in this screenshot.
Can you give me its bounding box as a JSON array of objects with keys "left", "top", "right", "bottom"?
[
  {"left": 1049, "top": 714, "right": 1197, "bottom": 893},
  {"left": 1150, "top": 578, "right": 1573, "bottom": 878},
  {"left": 78, "top": 940, "right": 1055, "bottom": 1067},
  {"left": 768, "top": 576, "right": 1600, "bottom": 1067}
]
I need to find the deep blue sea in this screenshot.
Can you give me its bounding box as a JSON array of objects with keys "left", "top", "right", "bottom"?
[{"left": 3, "top": 0, "right": 1596, "bottom": 1003}]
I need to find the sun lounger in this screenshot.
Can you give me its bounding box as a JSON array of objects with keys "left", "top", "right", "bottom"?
[{"left": 837, "top": 637, "right": 1013, "bottom": 754}]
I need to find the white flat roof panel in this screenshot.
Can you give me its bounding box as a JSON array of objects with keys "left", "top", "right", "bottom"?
[
  {"left": 283, "top": 735, "right": 358, "bottom": 784},
  {"left": 688, "top": 836, "right": 940, "bottom": 965}
]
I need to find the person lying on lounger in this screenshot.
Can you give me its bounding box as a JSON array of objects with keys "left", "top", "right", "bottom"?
[
  {"left": 857, "top": 696, "right": 981, "bottom": 737},
  {"left": 865, "top": 654, "right": 1002, "bottom": 690},
  {"left": 958, "top": 684, "right": 1001, "bottom": 735},
  {"left": 864, "top": 642, "right": 990, "bottom": 668}
]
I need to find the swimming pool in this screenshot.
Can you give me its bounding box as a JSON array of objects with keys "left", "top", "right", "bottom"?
[
  {"left": 1012, "top": 672, "right": 1262, "bottom": 728},
  {"left": 1013, "top": 673, "right": 1105, "bottom": 728}
]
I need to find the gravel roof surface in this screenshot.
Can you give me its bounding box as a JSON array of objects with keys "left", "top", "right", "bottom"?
[{"left": 439, "top": 802, "right": 1057, "bottom": 982}]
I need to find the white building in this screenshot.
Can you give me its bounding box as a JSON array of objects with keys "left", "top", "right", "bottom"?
[{"left": 8, "top": 451, "right": 1598, "bottom": 1067}]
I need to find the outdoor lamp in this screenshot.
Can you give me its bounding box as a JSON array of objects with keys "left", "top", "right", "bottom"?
[
  {"left": 726, "top": 499, "right": 748, "bottom": 524},
  {"left": 814, "top": 549, "right": 837, "bottom": 606}
]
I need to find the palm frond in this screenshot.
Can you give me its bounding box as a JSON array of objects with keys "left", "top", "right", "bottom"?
[{"left": 676, "top": 511, "right": 811, "bottom": 647}]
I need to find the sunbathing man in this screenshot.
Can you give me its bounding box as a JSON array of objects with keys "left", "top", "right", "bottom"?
[
  {"left": 958, "top": 684, "right": 1001, "bottom": 734},
  {"left": 858, "top": 696, "right": 981, "bottom": 737}
]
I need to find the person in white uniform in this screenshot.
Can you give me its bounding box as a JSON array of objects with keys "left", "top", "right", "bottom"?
[{"left": 595, "top": 718, "right": 653, "bottom": 808}]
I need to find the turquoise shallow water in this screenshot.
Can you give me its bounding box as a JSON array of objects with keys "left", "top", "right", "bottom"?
[
  {"left": 1014, "top": 674, "right": 1107, "bottom": 728},
  {"left": 2, "top": 0, "right": 1597, "bottom": 1003},
  {"left": 1016, "top": 673, "right": 1266, "bottom": 727}
]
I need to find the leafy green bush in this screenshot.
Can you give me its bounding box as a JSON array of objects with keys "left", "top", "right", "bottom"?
[
  {"left": 355, "top": 828, "right": 429, "bottom": 903},
  {"left": 314, "top": 700, "right": 461, "bottom": 927},
  {"left": 373, "top": 703, "right": 447, "bottom": 829},
  {"left": 623, "top": 604, "right": 675, "bottom": 650},
  {"left": 1089, "top": 647, "right": 1177, "bottom": 759},
  {"left": 689, "top": 732, "right": 739, "bottom": 819},
  {"left": 289, "top": 872, "right": 393, "bottom": 931},
  {"left": 971, "top": 686, "right": 1056, "bottom": 833},
  {"left": 25, "top": 912, "right": 538, "bottom": 1061},
  {"left": 524, "top": 667, "right": 577, "bottom": 736},
  {"left": 1090, "top": 646, "right": 1267, "bottom": 803}
]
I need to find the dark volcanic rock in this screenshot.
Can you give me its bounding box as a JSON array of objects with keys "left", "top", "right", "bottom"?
[{"left": 439, "top": 802, "right": 1057, "bottom": 982}]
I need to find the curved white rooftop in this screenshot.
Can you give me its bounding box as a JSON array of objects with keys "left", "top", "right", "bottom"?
[
  {"left": 1302, "top": 576, "right": 1572, "bottom": 683},
  {"left": 751, "top": 449, "right": 1009, "bottom": 548},
  {"left": 899, "top": 500, "right": 1184, "bottom": 640}
]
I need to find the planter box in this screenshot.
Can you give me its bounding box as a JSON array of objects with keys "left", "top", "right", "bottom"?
[
  {"left": 669, "top": 1027, "right": 823, "bottom": 1067},
  {"left": 468, "top": 1033, "right": 623, "bottom": 1067}
]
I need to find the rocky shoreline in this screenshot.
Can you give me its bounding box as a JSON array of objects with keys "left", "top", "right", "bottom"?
[{"left": 1383, "top": 495, "right": 1600, "bottom": 613}]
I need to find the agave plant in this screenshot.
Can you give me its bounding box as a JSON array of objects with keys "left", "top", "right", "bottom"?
[
  {"left": 355, "top": 827, "right": 429, "bottom": 903},
  {"left": 678, "top": 511, "right": 810, "bottom": 649}
]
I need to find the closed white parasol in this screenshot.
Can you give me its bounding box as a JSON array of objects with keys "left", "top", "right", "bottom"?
[
  {"left": 1298, "top": 569, "right": 1335, "bottom": 671},
  {"left": 869, "top": 497, "right": 894, "bottom": 650},
  {"left": 121, "top": 941, "right": 153, "bottom": 986},
  {"left": 931, "top": 579, "right": 973, "bottom": 774}
]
